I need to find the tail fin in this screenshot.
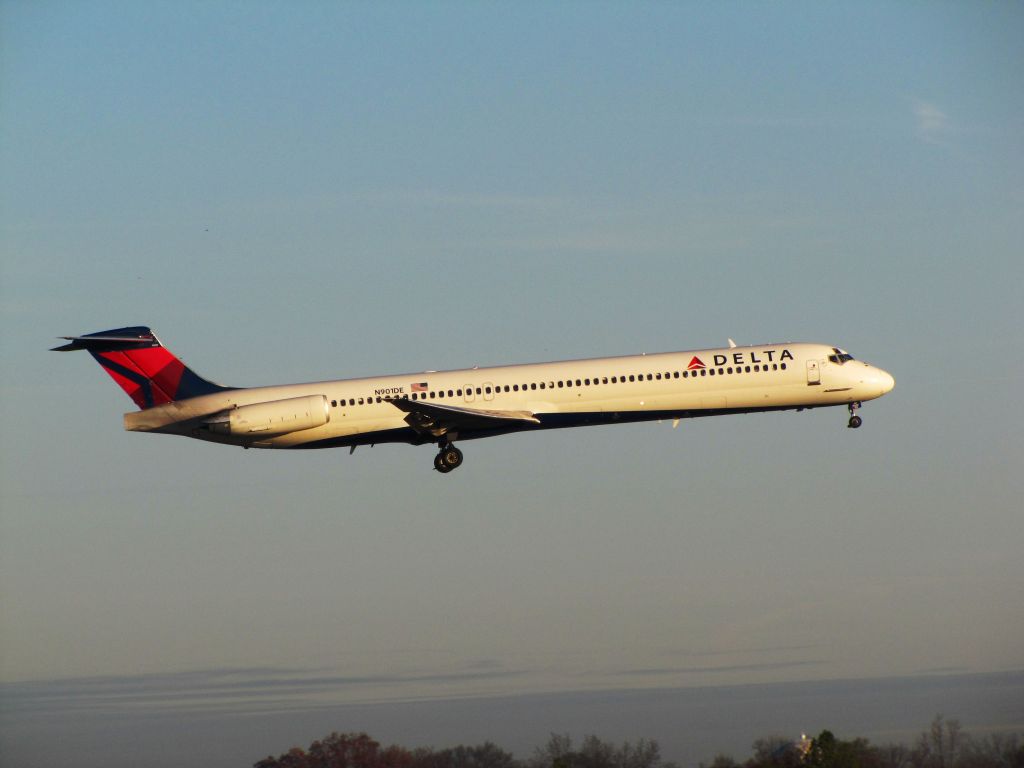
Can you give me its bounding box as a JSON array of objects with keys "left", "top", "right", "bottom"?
[{"left": 52, "top": 326, "right": 232, "bottom": 409}]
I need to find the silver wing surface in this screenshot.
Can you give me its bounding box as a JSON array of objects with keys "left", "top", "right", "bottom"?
[{"left": 387, "top": 398, "right": 539, "bottom": 439}]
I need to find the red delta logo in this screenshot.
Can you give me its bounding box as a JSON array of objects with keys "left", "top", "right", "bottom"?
[{"left": 687, "top": 356, "right": 706, "bottom": 370}]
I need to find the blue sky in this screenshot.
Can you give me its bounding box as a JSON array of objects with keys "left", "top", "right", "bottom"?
[{"left": 1, "top": 0, "right": 1022, "bottom": 708}]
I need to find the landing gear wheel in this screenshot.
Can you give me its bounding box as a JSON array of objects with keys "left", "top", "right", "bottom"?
[
  {"left": 434, "top": 444, "right": 464, "bottom": 473},
  {"left": 847, "top": 401, "right": 862, "bottom": 429}
]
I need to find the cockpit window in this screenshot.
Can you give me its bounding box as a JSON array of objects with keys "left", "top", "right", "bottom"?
[{"left": 828, "top": 347, "right": 856, "bottom": 364}]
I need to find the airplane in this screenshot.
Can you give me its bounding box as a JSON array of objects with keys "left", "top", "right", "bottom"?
[{"left": 53, "top": 326, "right": 895, "bottom": 473}]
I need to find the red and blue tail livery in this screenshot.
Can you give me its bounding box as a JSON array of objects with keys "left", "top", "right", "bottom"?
[
  {"left": 54, "top": 326, "right": 893, "bottom": 473},
  {"left": 52, "top": 326, "right": 230, "bottom": 409}
]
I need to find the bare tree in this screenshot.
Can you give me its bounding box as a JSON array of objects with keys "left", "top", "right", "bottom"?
[
  {"left": 914, "top": 716, "right": 964, "bottom": 768},
  {"left": 527, "top": 734, "right": 675, "bottom": 768}
]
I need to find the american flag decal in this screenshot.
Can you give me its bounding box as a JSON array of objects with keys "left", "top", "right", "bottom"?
[{"left": 411, "top": 382, "right": 428, "bottom": 392}]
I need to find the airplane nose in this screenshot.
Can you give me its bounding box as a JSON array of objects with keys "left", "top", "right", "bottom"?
[{"left": 877, "top": 368, "right": 895, "bottom": 395}]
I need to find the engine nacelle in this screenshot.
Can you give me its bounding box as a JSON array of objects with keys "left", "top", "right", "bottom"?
[{"left": 205, "top": 394, "right": 330, "bottom": 438}]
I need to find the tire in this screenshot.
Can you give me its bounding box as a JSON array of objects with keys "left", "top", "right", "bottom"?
[{"left": 441, "top": 446, "right": 463, "bottom": 469}]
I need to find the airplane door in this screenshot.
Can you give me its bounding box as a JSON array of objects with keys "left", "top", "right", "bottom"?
[
  {"left": 463, "top": 384, "right": 475, "bottom": 403},
  {"left": 482, "top": 381, "right": 495, "bottom": 401},
  {"left": 806, "top": 359, "right": 821, "bottom": 385}
]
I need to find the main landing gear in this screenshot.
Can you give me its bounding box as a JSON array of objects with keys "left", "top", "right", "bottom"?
[
  {"left": 847, "top": 401, "right": 863, "bottom": 429},
  {"left": 434, "top": 441, "right": 464, "bottom": 473}
]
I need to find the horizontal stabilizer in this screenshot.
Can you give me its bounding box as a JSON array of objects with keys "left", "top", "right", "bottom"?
[{"left": 52, "top": 326, "right": 160, "bottom": 352}]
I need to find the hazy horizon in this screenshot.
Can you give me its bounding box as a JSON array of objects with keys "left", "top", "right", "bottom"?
[{"left": 3, "top": 668, "right": 1022, "bottom": 768}]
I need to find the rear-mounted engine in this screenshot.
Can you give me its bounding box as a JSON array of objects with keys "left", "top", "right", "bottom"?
[{"left": 205, "top": 394, "right": 330, "bottom": 437}]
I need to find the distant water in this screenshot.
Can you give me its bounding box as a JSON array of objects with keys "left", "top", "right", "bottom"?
[{"left": 2, "top": 670, "right": 1022, "bottom": 768}]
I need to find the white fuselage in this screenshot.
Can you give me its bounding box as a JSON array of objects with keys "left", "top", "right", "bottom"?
[{"left": 124, "top": 342, "right": 895, "bottom": 450}]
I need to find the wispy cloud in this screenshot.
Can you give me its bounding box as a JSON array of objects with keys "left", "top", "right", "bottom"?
[
  {"left": 913, "top": 100, "right": 950, "bottom": 145},
  {"left": 0, "top": 665, "right": 526, "bottom": 716},
  {"left": 616, "top": 660, "right": 825, "bottom": 678},
  {"left": 660, "top": 643, "right": 822, "bottom": 659}
]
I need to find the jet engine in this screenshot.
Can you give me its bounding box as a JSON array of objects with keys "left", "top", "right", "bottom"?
[{"left": 205, "top": 394, "right": 330, "bottom": 437}]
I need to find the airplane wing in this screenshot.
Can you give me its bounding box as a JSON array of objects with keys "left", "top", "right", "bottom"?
[{"left": 387, "top": 398, "right": 539, "bottom": 439}]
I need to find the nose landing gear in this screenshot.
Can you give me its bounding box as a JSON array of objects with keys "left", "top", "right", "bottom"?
[
  {"left": 847, "top": 402, "right": 863, "bottom": 429},
  {"left": 434, "top": 441, "right": 464, "bottom": 473}
]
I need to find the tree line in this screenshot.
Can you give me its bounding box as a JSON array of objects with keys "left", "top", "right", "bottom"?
[{"left": 254, "top": 716, "right": 1023, "bottom": 768}]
